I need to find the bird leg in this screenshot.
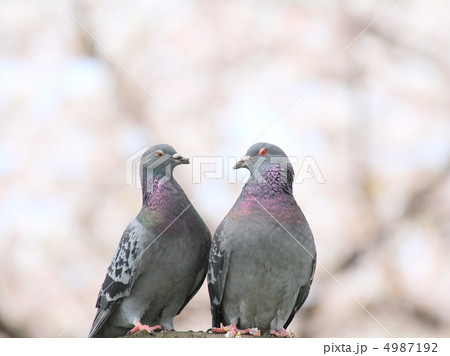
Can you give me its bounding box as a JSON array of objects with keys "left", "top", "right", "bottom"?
[
  {"left": 269, "top": 328, "right": 295, "bottom": 338},
  {"left": 127, "top": 321, "right": 162, "bottom": 335},
  {"left": 211, "top": 323, "right": 260, "bottom": 337}
]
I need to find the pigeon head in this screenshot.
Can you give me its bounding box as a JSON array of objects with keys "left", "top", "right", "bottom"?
[
  {"left": 140, "top": 144, "right": 189, "bottom": 192},
  {"left": 234, "top": 142, "right": 294, "bottom": 192},
  {"left": 233, "top": 142, "right": 290, "bottom": 171}
]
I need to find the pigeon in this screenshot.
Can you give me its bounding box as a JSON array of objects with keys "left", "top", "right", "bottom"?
[
  {"left": 207, "top": 142, "right": 316, "bottom": 337},
  {"left": 88, "top": 144, "right": 211, "bottom": 338}
]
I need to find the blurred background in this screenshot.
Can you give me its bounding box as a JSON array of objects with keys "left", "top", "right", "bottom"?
[{"left": 0, "top": 0, "right": 449, "bottom": 338}]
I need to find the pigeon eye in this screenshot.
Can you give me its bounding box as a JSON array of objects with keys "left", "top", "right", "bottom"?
[
  {"left": 258, "top": 148, "right": 267, "bottom": 156},
  {"left": 155, "top": 149, "right": 164, "bottom": 157}
]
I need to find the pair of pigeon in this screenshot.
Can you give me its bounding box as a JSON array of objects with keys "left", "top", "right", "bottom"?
[{"left": 88, "top": 143, "right": 316, "bottom": 338}]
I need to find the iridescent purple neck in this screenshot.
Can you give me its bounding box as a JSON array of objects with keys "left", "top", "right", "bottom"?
[
  {"left": 142, "top": 176, "right": 174, "bottom": 208},
  {"left": 231, "top": 163, "right": 297, "bottom": 221}
]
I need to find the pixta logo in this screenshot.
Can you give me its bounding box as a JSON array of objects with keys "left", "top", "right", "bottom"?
[
  {"left": 126, "top": 146, "right": 150, "bottom": 189},
  {"left": 126, "top": 147, "right": 325, "bottom": 189}
]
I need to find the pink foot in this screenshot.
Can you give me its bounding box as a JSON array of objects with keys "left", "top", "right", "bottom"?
[
  {"left": 269, "top": 328, "right": 295, "bottom": 338},
  {"left": 127, "top": 322, "right": 162, "bottom": 335},
  {"left": 211, "top": 323, "right": 260, "bottom": 337}
]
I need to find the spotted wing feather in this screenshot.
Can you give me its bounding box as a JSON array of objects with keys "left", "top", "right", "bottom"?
[{"left": 88, "top": 220, "right": 144, "bottom": 337}]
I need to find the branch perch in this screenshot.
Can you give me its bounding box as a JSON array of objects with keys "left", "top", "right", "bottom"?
[{"left": 124, "top": 330, "right": 269, "bottom": 338}]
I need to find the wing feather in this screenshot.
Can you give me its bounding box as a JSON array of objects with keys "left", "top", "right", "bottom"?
[
  {"left": 283, "top": 250, "right": 316, "bottom": 329},
  {"left": 207, "top": 220, "right": 230, "bottom": 327},
  {"left": 88, "top": 220, "right": 144, "bottom": 337}
]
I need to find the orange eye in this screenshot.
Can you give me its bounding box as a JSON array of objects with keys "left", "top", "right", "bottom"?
[
  {"left": 155, "top": 150, "right": 164, "bottom": 157},
  {"left": 258, "top": 147, "right": 267, "bottom": 156}
]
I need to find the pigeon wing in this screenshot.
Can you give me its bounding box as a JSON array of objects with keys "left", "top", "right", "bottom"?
[
  {"left": 176, "top": 223, "right": 212, "bottom": 316},
  {"left": 88, "top": 220, "right": 144, "bottom": 337},
  {"left": 207, "top": 220, "right": 231, "bottom": 327},
  {"left": 284, "top": 247, "right": 316, "bottom": 329}
]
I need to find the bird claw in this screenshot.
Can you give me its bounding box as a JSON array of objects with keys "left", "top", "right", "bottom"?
[
  {"left": 269, "top": 328, "right": 296, "bottom": 338},
  {"left": 127, "top": 323, "right": 162, "bottom": 335},
  {"left": 212, "top": 323, "right": 260, "bottom": 337},
  {"left": 248, "top": 327, "right": 261, "bottom": 336},
  {"left": 211, "top": 324, "right": 231, "bottom": 334}
]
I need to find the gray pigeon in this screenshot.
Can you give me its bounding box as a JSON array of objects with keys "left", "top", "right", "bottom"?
[
  {"left": 88, "top": 144, "right": 211, "bottom": 338},
  {"left": 208, "top": 142, "right": 316, "bottom": 337}
]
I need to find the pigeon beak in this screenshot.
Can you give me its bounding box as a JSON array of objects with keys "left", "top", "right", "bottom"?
[
  {"left": 172, "top": 153, "right": 190, "bottom": 164},
  {"left": 233, "top": 155, "right": 253, "bottom": 170}
]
